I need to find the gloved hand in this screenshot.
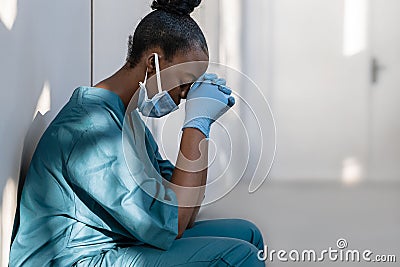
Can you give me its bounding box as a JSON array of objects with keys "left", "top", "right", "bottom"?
[{"left": 182, "top": 73, "right": 235, "bottom": 138}]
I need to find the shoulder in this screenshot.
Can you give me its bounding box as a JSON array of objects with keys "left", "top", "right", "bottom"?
[{"left": 35, "top": 99, "right": 121, "bottom": 160}]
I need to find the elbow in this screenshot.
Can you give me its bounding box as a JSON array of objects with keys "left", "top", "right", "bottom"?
[
  {"left": 176, "top": 209, "right": 190, "bottom": 239},
  {"left": 175, "top": 229, "right": 184, "bottom": 239},
  {"left": 175, "top": 220, "right": 194, "bottom": 239},
  {"left": 175, "top": 220, "right": 187, "bottom": 239}
]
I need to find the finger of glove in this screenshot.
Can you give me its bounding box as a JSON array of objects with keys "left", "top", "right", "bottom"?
[
  {"left": 203, "top": 73, "right": 218, "bottom": 81},
  {"left": 187, "top": 82, "right": 218, "bottom": 100},
  {"left": 187, "top": 82, "right": 232, "bottom": 102},
  {"left": 189, "top": 73, "right": 216, "bottom": 92},
  {"left": 196, "top": 80, "right": 231, "bottom": 95},
  {"left": 217, "top": 84, "right": 232, "bottom": 95},
  {"left": 211, "top": 78, "right": 226, "bottom": 86},
  {"left": 190, "top": 76, "right": 227, "bottom": 96},
  {"left": 227, "top": 96, "right": 235, "bottom": 107}
]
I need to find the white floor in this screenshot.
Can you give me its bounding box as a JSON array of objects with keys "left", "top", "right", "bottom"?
[{"left": 197, "top": 181, "right": 400, "bottom": 266}]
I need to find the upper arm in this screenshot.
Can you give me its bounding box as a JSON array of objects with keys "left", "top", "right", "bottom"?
[
  {"left": 66, "top": 120, "right": 178, "bottom": 250},
  {"left": 144, "top": 126, "right": 175, "bottom": 182}
]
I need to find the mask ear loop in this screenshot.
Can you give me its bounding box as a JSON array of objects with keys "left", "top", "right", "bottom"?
[
  {"left": 143, "top": 69, "right": 148, "bottom": 85},
  {"left": 153, "top": 53, "right": 163, "bottom": 93}
]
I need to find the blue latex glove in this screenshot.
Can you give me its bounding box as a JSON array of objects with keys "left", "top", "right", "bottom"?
[{"left": 182, "top": 73, "right": 235, "bottom": 138}]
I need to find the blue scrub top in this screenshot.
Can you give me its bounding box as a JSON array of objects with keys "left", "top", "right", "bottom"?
[{"left": 10, "top": 87, "right": 179, "bottom": 266}]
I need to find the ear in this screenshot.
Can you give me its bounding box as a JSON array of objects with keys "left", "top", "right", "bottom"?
[{"left": 145, "top": 53, "right": 156, "bottom": 74}]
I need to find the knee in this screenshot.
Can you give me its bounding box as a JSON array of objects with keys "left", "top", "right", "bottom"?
[
  {"left": 220, "top": 239, "right": 265, "bottom": 267},
  {"left": 234, "top": 219, "right": 265, "bottom": 250}
]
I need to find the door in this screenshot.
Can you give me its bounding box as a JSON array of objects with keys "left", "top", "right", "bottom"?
[{"left": 368, "top": 0, "right": 400, "bottom": 181}]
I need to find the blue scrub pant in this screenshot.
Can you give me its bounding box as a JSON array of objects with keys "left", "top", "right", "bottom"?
[{"left": 76, "top": 218, "right": 266, "bottom": 266}]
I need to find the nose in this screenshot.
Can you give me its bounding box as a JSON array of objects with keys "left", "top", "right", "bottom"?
[{"left": 180, "top": 83, "right": 192, "bottom": 99}]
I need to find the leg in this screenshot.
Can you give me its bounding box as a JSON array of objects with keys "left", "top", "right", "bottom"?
[
  {"left": 74, "top": 236, "right": 265, "bottom": 267},
  {"left": 182, "top": 218, "right": 265, "bottom": 251}
]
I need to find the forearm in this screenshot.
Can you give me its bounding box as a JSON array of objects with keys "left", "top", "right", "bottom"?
[
  {"left": 186, "top": 156, "right": 207, "bottom": 229},
  {"left": 170, "top": 128, "right": 208, "bottom": 238}
]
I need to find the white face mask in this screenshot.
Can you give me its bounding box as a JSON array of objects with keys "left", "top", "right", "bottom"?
[{"left": 137, "top": 53, "right": 179, "bottom": 118}]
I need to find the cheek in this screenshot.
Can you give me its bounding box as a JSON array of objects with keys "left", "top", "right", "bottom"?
[
  {"left": 167, "top": 87, "right": 182, "bottom": 105},
  {"left": 180, "top": 84, "right": 192, "bottom": 99}
]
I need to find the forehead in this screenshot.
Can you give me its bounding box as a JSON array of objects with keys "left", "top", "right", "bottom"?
[
  {"left": 162, "top": 53, "right": 208, "bottom": 82},
  {"left": 170, "top": 46, "right": 208, "bottom": 65},
  {"left": 170, "top": 43, "right": 208, "bottom": 60}
]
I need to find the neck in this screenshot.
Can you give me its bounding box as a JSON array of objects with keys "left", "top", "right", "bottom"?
[{"left": 94, "top": 62, "right": 146, "bottom": 108}]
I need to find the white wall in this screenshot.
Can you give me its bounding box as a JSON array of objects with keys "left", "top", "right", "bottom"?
[
  {"left": 0, "top": 0, "right": 90, "bottom": 265},
  {"left": 268, "top": 0, "right": 370, "bottom": 181},
  {"left": 93, "top": 0, "right": 150, "bottom": 84}
]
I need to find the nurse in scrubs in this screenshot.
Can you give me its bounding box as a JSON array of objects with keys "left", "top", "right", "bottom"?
[{"left": 10, "top": 0, "right": 265, "bottom": 266}]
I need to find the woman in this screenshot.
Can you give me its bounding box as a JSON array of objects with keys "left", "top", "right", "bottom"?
[{"left": 10, "top": 0, "right": 265, "bottom": 266}]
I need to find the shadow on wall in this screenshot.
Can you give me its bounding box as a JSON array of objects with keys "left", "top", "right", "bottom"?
[
  {"left": 10, "top": 112, "right": 51, "bottom": 246},
  {"left": 0, "top": 0, "right": 90, "bottom": 265}
]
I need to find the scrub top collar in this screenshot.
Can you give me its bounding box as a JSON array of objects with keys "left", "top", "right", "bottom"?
[{"left": 70, "top": 86, "right": 126, "bottom": 113}]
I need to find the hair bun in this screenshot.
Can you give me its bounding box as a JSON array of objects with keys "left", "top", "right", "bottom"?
[{"left": 151, "top": 0, "right": 201, "bottom": 16}]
